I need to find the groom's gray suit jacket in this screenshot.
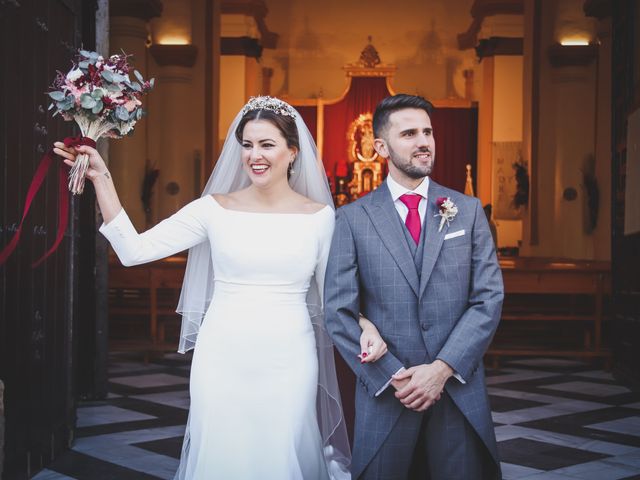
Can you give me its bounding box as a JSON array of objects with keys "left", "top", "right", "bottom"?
[{"left": 324, "top": 180, "right": 503, "bottom": 478}]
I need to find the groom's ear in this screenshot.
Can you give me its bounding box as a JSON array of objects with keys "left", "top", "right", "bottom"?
[{"left": 373, "top": 138, "right": 389, "bottom": 159}]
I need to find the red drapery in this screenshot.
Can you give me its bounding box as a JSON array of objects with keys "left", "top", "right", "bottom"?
[
  {"left": 295, "top": 105, "right": 318, "bottom": 143},
  {"left": 322, "top": 77, "right": 392, "bottom": 181},
  {"left": 430, "top": 107, "right": 478, "bottom": 193}
]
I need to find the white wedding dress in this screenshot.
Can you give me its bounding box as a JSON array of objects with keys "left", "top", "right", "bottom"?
[{"left": 100, "top": 195, "right": 338, "bottom": 479}]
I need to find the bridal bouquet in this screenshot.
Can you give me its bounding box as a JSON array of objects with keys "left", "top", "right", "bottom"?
[{"left": 48, "top": 49, "right": 154, "bottom": 194}]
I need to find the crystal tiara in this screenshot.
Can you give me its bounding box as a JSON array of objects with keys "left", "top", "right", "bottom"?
[{"left": 241, "top": 96, "right": 297, "bottom": 118}]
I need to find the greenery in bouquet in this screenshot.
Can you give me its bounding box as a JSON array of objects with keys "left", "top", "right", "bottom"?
[{"left": 48, "top": 49, "right": 154, "bottom": 194}]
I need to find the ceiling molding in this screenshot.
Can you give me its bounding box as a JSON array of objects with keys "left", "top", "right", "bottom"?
[
  {"left": 458, "top": 0, "right": 524, "bottom": 50},
  {"left": 110, "top": 0, "right": 162, "bottom": 21},
  {"left": 476, "top": 36, "right": 523, "bottom": 59},
  {"left": 221, "top": 0, "right": 279, "bottom": 49},
  {"left": 220, "top": 37, "right": 262, "bottom": 58}
]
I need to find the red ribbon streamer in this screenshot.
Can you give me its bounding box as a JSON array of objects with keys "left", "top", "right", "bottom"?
[{"left": 0, "top": 136, "right": 96, "bottom": 268}]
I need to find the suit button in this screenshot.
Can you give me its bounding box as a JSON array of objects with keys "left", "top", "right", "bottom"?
[{"left": 421, "top": 323, "right": 428, "bottom": 331}]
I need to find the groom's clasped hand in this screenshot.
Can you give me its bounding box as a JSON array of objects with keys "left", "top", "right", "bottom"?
[
  {"left": 391, "top": 360, "right": 453, "bottom": 412},
  {"left": 360, "top": 322, "right": 452, "bottom": 412}
]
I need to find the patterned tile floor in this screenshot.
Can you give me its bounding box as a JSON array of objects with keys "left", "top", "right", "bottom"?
[{"left": 33, "top": 355, "right": 640, "bottom": 479}]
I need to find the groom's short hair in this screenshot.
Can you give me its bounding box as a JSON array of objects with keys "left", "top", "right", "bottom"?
[{"left": 373, "top": 94, "right": 434, "bottom": 139}]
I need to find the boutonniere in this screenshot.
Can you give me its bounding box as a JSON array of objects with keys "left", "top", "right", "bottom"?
[{"left": 435, "top": 197, "right": 458, "bottom": 232}]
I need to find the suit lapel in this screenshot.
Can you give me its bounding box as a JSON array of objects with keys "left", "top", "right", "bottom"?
[
  {"left": 419, "top": 181, "right": 448, "bottom": 299},
  {"left": 363, "top": 184, "right": 420, "bottom": 297}
]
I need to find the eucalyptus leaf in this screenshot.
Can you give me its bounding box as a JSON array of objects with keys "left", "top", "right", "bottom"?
[
  {"left": 112, "top": 73, "right": 128, "bottom": 83},
  {"left": 131, "top": 82, "right": 142, "bottom": 92},
  {"left": 48, "top": 102, "right": 55, "bottom": 111},
  {"left": 80, "top": 93, "right": 96, "bottom": 109},
  {"left": 134, "top": 70, "right": 144, "bottom": 83},
  {"left": 106, "top": 83, "right": 121, "bottom": 93},
  {"left": 101, "top": 70, "right": 114, "bottom": 82},
  {"left": 150, "top": 78, "right": 155, "bottom": 88},
  {"left": 136, "top": 108, "right": 144, "bottom": 120},
  {"left": 92, "top": 100, "right": 103, "bottom": 114},
  {"left": 78, "top": 60, "right": 90, "bottom": 69},
  {"left": 115, "top": 105, "right": 129, "bottom": 121},
  {"left": 56, "top": 100, "right": 72, "bottom": 111},
  {"left": 63, "top": 96, "right": 75, "bottom": 109},
  {"left": 48, "top": 91, "right": 65, "bottom": 101},
  {"left": 79, "top": 49, "right": 93, "bottom": 58},
  {"left": 91, "top": 89, "right": 104, "bottom": 99}
]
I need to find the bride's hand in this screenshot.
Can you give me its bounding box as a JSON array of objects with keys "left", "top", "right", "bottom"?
[
  {"left": 358, "top": 315, "right": 388, "bottom": 363},
  {"left": 53, "top": 142, "right": 109, "bottom": 182}
]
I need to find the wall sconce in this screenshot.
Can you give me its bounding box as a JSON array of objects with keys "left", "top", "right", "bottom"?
[
  {"left": 548, "top": 42, "right": 597, "bottom": 67},
  {"left": 559, "top": 36, "right": 591, "bottom": 46},
  {"left": 156, "top": 35, "right": 190, "bottom": 46},
  {"left": 149, "top": 43, "right": 198, "bottom": 67}
]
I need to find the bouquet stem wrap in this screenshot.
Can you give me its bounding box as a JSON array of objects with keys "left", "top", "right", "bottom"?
[{"left": 68, "top": 118, "right": 116, "bottom": 195}]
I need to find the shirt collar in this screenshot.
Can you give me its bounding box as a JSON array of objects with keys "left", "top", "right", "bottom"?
[{"left": 386, "top": 173, "right": 430, "bottom": 202}]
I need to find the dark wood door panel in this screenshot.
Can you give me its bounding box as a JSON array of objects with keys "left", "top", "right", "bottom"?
[{"left": 1, "top": 0, "right": 96, "bottom": 476}]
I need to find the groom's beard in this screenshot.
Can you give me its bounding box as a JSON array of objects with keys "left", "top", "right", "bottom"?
[{"left": 388, "top": 145, "right": 434, "bottom": 179}]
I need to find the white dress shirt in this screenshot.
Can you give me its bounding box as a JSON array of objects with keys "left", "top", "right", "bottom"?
[
  {"left": 386, "top": 172, "right": 430, "bottom": 226},
  {"left": 374, "top": 174, "right": 464, "bottom": 396}
]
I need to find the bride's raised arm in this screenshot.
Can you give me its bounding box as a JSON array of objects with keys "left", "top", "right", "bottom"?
[{"left": 54, "top": 142, "right": 209, "bottom": 266}]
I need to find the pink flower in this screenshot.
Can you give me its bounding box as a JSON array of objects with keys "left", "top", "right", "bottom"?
[
  {"left": 65, "top": 82, "right": 89, "bottom": 99},
  {"left": 123, "top": 98, "right": 142, "bottom": 112}
]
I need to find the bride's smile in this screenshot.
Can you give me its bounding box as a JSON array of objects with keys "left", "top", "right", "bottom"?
[{"left": 241, "top": 119, "right": 297, "bottom": 186}]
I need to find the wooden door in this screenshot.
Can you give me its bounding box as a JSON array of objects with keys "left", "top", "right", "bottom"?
[
  {"left": 0, "top": 0, "right": 99, "bottom": 476},
  {"left": 611, "top": 1, "right": 640, "bottom": 386}
]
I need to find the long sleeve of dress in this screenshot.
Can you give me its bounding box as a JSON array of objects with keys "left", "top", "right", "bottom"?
[{"left": 99, "top": 197, "right": 210, "bottom": 266}]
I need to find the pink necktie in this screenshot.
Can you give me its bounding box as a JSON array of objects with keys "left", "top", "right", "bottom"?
[{"left": 399, "top": 193, "right": 422, "bottom": 245}]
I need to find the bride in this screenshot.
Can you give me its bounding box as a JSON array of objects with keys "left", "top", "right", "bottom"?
[{"left": 54, "top": 96, "right": 387, "bottom": 479}]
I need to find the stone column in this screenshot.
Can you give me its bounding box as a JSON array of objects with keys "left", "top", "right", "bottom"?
[
  {"left": 475, "top": 15, "right": 525, "bottom": 250},
  {"left": 525, "top": 0, "right": 598, "bottom": 258},
  {"left": 148, "top": 45, "right": 198, "bottom": 222},
  {"left": 109, "top": 0, "right": 163, "bottom": 229}
]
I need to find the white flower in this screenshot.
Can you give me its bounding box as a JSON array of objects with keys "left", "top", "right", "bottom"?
[
  {"left": 66, "top": 68, "right": 83, "bottom": 82},
  {"left": 434, "top": 197, "right": 459, "bottom": 232},
  {"left": 107, "top": 90, "right": 123, "bottom": 100}
]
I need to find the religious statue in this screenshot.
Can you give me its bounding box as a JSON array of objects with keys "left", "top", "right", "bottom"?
[{"left": 347, "top": 113, "right": 385, "bottom": 198}]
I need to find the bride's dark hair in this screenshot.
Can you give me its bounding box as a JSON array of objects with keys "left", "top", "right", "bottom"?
[{"left": 235, "top": 109, "right": 300, "bottom": 151}]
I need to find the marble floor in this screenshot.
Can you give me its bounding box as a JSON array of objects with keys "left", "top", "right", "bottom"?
[{"left": 32, "top": 355, "right": 640, "bottom": 480}]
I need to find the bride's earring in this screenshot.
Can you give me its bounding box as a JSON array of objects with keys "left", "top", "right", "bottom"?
[{"left": 288, "top": 162, "right": 295, "bottom": 175}]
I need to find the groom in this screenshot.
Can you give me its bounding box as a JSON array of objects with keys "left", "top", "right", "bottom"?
[{"left": 324, "top": 94, "right": 503, "bottom": 479}]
